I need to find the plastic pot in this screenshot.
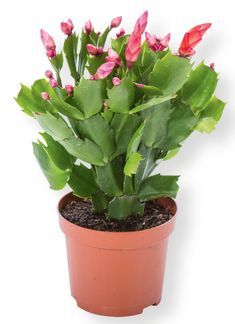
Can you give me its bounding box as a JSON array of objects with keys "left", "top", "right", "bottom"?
[{"left": 58, "top": 192, "right": 177, "bottom": 317}]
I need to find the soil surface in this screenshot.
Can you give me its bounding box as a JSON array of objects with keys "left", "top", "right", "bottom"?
[{"left": 60, "top": 199, "right": 174, "bottom": 232}]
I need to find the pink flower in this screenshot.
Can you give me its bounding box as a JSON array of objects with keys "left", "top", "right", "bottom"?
[
  {"left": 110, "top": 16, "right": 122, "bottom": 28},
  {"left": 65, "top": 84, "right": 74, "bottom": 94},
  {"left": 125, "top": 11, "right": 148, "bottom": 69},
  {"left": 105, "top": 48, "right": 121, "bottom": 67},
  {"left": 40, "top": 29, "right": 56, "bottom": 58},
  {"left": 60, "top": 19, "right": 74, "bottom": 36},
  {"left": 93, "top": 62, "right": 116, "bottom": 80},
  {"left": 160, "top": 33, "right": 171, "bottom": 49},
  {"left": 41, "top": 92, "right": 50, "bottom": 100},
  {"left": 45, "top": 70, "right": 53, "bottom": 79},
  {"left": 86, "top": 44, "right": 104, "bottom": 56},
  {"left": 84, "top": 20, "right": 93, "bottom": 35},
  {"left": 112, "top": 77, "right": 121, "bottom": 86},
  {"left": 210, "top": 63, "right": 215, "bottom": 70},
  {"left": 49, "top": 78, "right": 58, "bottom": 88},
  {"left": 145, "top": 32, "right": 171, "bottom": 52},
  {"left": 179, "top": 23, "right": 211, "bottom": 57},
  {"left": 116, "top": 28, "right": 125, "bottom": 38},
  {"left": 125, "top": 33, "right": 142, "bottom": 69},
  {"left": 133, "top": 10, "right": 148, "bottom": 35}
]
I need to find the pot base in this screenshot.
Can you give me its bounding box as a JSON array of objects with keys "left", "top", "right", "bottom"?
[{"left": 74, "top": 296, "right": 161, "bottom": 316}]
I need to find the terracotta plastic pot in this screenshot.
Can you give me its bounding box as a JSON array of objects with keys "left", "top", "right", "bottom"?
[{"left": 58, "top": 192, "right": 177, "bottom": 317}]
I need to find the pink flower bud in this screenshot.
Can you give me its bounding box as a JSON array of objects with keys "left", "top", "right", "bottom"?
[
  {"left": 112, "top": 77, "right": 121, "bottom": 86},
  {"left": 134, "top": 11, "right": 148, "bottom": 35},
  {"left": 210, "top": 63, "right": 215, "bottom": 70},
  {"left": 45, "top": 70, "right": 53, "bottom": 79},
  {"left": 135, "top": 83, "right": 144, "bottom": 88},
  {"left": 116, "top": 28, "right": 125, "bottom": 38},
  {"left": 61, "top": 19, "right": 74, "bottom": 36},
  {"left": 110, "top": 16, "right": 122, "bottom": 28},
  {"left": 97, "top": 31, "right": 101, "bottom": 36},
  {"left": 87, "top": 44, "right": 103, "bottom": 56},
  {"left": 49, "top": 78, "right": 58, "bottom": 88},
  {"left": 40, "top": 29, "right": 56, "bottom": 51},
  {"left": 84, "top": 20, "right": 93, "bottom": 35},
  {"left": 93, "top": 62, "right": 116, "bottom": 80},
  {"left": 125, "top": 11, "right": 148, "bottom": 69},
  {"left": 65, "top": 84, "right": 74, "bottom": 94},
  {"left": 41, "top": 92, "right": 50, "bottom": 100},
  {"left": 105, "top": 48, "right": 121, "bottom": 67},
  {"left": 46, "top": 49, "right": 56, "bottom": 58}
]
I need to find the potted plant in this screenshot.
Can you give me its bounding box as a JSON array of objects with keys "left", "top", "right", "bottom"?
[{"left": 15, "top": 11, "right": 225, "bottom": 317}]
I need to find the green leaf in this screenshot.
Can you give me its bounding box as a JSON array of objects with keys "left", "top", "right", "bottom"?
[
  {"left": 108, "top": 196, "right": 144, "bottom": 220},
  {"left": 156, "top": 103, "right": 197, "bottom": 149},
  {"left": 50, "top": 97, "right": 84, "bottom": 120},
  {"left": 37, "top": 113, "right": 104, "bottom": 165},
  {"left": 129, "top": 95, "right": 172, "bottom": 114},
  {"left": 37, "top": 113, "right": 74, "bottom": 140},
  {"left": 74, "top": 78, "right": 106, "bottom": 118},
  {"left": 182, "top": 63, "right": 218, "bottom": 113},
  {"left": 33, "top": 141, "right": 70, "bottom": 190},
  {"left": 78, "top": 31, "right": 89, "bottom": 77},
  {"left": 98, "top": 27, "right": 111, "bottom": 47},
  {"left": 149, "top": 53, "right": 192, "bottom": 95},
  {"left": 163, "top": 147, "right": 180, "bottom": 160},
  {"left": 61, "top": 137, "right": 104, "bottom": 166},
  {"left": 110, "top": 113, "right": 142, "bottom": 156},
  {"left": 111, "top": 35, "right": 129, "bottom": 58},
  {"left": 39, "top": 132, "right": 75, "bottom": 170},
  {"left": 138, "top": 174, "right": 179, "bottom": 200},
  {"left": 126, "top": 122, "right": 145, "bottom": 158},
  {"left": 63, "top": 33, "right": 79, "bottom": 81},
  {"left": 75, "top": 114, "right": 115, "bottom": 162},
  {"left": 68, "top": 164, "right": 98, "bottom": 197},
  {"left": 195, "top": 96, "right": 225, "bottom": 133},
  {"left": 15, "top": 84, "right": 45, "bottom": 115},
  {"left": 124, "top": 152, "right": 144, "bottom": 177},
  {"left": 87, "top": 53, "right": 106, "bottom": 75},
  {"left": 137, "top": 84, "right": 163, "bottom": 97},
  {"left": 107, "top": 78, "right": 136, "bottom": 113},
  {"left": 95, "top": 160, "right": 123, "bottom": 196},
  {"left": 50, "top": 52, "right": 63, "bottom": 71},
  {"left": 92, "top": 190, "right": 110, "bottom": 212},
  {"left": 142, "top": 100, "right": 171, "bottom": 147}
]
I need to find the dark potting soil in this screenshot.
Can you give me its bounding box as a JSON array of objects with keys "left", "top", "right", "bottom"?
[{"left": 60, "top": 199, "right": 174, "bottom": 232}]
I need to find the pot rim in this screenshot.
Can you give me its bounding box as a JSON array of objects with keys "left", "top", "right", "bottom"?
[{"left": 58, "top": 191, "right": 177, "bottom": 235}]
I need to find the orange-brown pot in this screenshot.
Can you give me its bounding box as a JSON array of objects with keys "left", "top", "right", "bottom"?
[{"left": 58, "top": 192, "right": 177, "bottom": 317}]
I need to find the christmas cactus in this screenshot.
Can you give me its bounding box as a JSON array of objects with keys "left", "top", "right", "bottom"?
[{"left": 15, "top": 11, "right": 225, "bottom": 219}]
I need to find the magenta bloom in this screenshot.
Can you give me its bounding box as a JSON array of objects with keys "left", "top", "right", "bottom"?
[
  {"left": 87, "top": 44, "right": 104, "bottom": 56},
  {"left": 41, "top": 92, "right": 50, "bottom": 100},
  {"left": 45, "top": 70, "right": 53, "bottom": 79},
  {"left": 61, "top": 19, "right": 74, "bottom": 36},
  {"left": 40, "top": 29, "right": 56, "bottom": 58},
  {"left": 49, "top": 78, "right": 58, "bottom": 88},
  {"left": 110, "top": 16, "right": 122, "bottom": 28},
  {"left": 93, "top": 62, "right": 116, "bottom": 80},
  {"left": 105, "top": 48, "right": 121, "bottom": 67},
  {"left": 84, "top": 20, "right": 93, "bottom": 35},
  {"left": 145, "top": 32, "right": 171, "bottom": 52},
  {"left": 65, "top": 84, "right": 74, "bottom": 94},
  {"left": 112, "top": 77, "right": 121, "bottom": 86},
  {"left": 125, "top": 11, "right": 148, "bottom": 68}
]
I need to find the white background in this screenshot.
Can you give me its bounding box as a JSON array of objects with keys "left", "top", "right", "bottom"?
[{"left": 0, "top": 0, "right": 235, "bottom": 323}]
